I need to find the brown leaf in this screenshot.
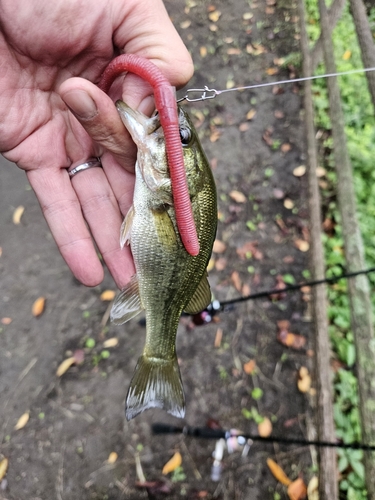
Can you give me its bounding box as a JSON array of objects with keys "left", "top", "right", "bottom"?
[
  {"left": 284, "top": 198, "right": 294, "bottom": 209},
  {"left": 180, "top": 20, "right": 191, "bottom": 29},
  {"left": 136, "top": 481, "right": 172, "bottom": 495},
  {"left": 103, "top": 337, "right": 119, "bottom": 348},
  {"left": 294, "top": 239, "right": 309, "bottom": 252},
  {"left": 258, "top": 417, "right": 272, "bottom": 437},
  {"left": 293, "top": 165, "right": 306, "bottom": 177},
  {"left": 239, "top": 122, "right": 249, "bottom": 132},
  {"left": 13, "top": 205, "right": 25, "bottom": 225},
  {"left": 209, "top": 126, "right": 221, "bottom": 142},
  {"left": 231, "top": 271, "right": 242, "bottom": 292},
  {"left": 107, "top": 452, "right": 118, "bottom": 464},
  {"left": 162, "top": 451, "right": 182, "bottom": 474},
  {"left": 227, "top": 48, "right": 241, "bottom": 55},
  {"left": 208, "top": 10, "right": 221, "bottom": 22},
  {"left": 287, "top": 478, "right": 307, "bottom": 500},
  {"left": 246, "top": 109, "right": 257, "bottom": 120},
  {"left": 298, "top": 367, "right": 311, "bottom": 393},
  {"left": 270, "top": 275, "right": 287, "bottom": 301},
  {"left": 215, "top": 258, "right": 227, "bottom": 271},
  {"left": 229, "top": 190, "right": 247, "bottom": 203},
  {"left": 267, "top": 458, "right": 292, "bottom": 486},
  {"left": 236, "top": 241, "right": 263, "bottom": 260},
  {"left": 266, "top": 67, "right": 278, "bottom": 76},
  {"left": 14, "top": 411, "right": 30, "bottom": 430},
  {"left": 0, "top": 458, "right": 8, "bottom": 481},
  {"left": 200, "top": 46, "right": 207, "bottom": 58},
  {"left": 214, "top": 328, "right": 223, "bottom": 348},
  {"left": 100, "top": 290, "right": 116, "bottom": 301},
  {"left": 32, "top": 297, "right": 46, "bottom": 317},
  {"left": 243, "top": 12, "right": 254, "bottom": 20},
  {"left": 1, "top": 317, "right": 12, "bottom": 325},
  {"left": 242, "top": 283, "right": 251, "bottom": 296},
  {"left": 243, "top": 359, "right": 256, "bottom": 374},
  {"left": 56, "top": 357, "right": 76, "bottom": 377},
  {"left": 274, "top": 110, "right": 285, "bottom": 119},
  {"left": 213, "top": 240, "right": 226, "bottom": 254}
]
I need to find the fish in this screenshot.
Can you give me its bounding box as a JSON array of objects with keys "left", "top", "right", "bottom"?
[{"left": 110, "top": 100, "right": 217, "bottom": 421}]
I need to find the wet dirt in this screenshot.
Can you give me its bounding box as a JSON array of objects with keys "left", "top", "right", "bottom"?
[{"left": 0, "top": 1, "right": 314, "bottom": 499}]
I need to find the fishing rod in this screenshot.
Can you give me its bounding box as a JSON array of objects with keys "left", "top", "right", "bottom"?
[{"left": 152, "top": 423, "right": 375, "bottom": 451}]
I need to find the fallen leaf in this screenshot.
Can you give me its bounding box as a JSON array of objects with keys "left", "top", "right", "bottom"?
[
  {"left": 1, "top": 317, "right": 12, "bottom": 325},
  {"left": 266, "top": 67, "right": 278, "bottom": 76},
  {"left": 13, "top": 205, "right": 25, "bottom": 225},
  {"left": 243, "top": 359, "right": 256, "bottom": 374},
  {"left": 180, "top": 20, "right": 191, "bottom": 29},
  {"left": 213, "top": 239, "right": 226, "bottom": 253},
  {"left": 215, "top": 257, "right": 227, "bottom": 271},
  {"left": 32, "top": 297, "right": 46, "bottom": 317},
  {"left": 316, "top": 166, "right": 326, "bottom": 177},
  {"left": 14, "top": 412, "right": 30, "bottom": 430},
  {"left": 136, "top": 481, "right": 172, "bottom": 495},
  {"left": 242, "top": 283, "right": 251, "bottom": 296},
  {"left": 209, "top": 23, "right": 218, "bottom": 32},
  {"left": 208, "top": 10, "right": 221, "bottom": 22},
  {"left": 242, "top": 12, "right": 253, "bottom": 20},
  {"left": 226, "top": 78, "right": 235, "bottom": 89},
  {"left": 0, "top": 458, "right": 8, "bottom": 481},
  {"left": 100, "top": 290, "right": 116, "bottom": 301},
  {"left": 342, "top": 50, "right": 351, "bottom": 60},
  {"left": 162, "top": 451, "right": 182, "bottom": 475},
  {"left": 214, "top": 328, "right": 223, "bottom": 348},
  {"left": 231, "top": 271, "right": 242, "bottom": 292},
  {"left": 0, "top": 247, "right": 2, "bottom": 257},
  {"left": 236, "top": 241, "right": 263, "bottom": 260},
  {"left": 56, "top": 357, "right": 76, "bottom": 377},
  {"left": 273, "top": 188, "right": 285, "bottom": 199},
  {"left": 298, "top": 367, "right": 311, "bottom": 393},
  {"left": 107, "top": 452, "right": 118, "bottom": 464},
  {"left": 284, "top": 198, "right": 294, "bottom": 210},
  {"left": 294, "top": 239, "right": 309, "bottom": 252},
  {"left": 267, "top": 458, "right": 292, "bottom": 486},
  {"left": 307, "top": 476, "right": 319, "bottom": 500},
  {"left": 287, "top": 478, "right": 307, "bottom": 500},
  {"left": 200, "top": 46, "right": 207, "bottom": 58},
  {"left": 103, "top": 337, "right": 119, "bottom": 348},
  {"left": 246, "top": 109, "right": 257, "bottom": 120},
  {"left": 239, "top": 122, "right": 249, "bottom": 132},
  {"left": 274, "top": 110, "right": 285, "bottom": 119},
  {"left": 270, "top": 275, "right": 287, "bottom": 301},
  {"left": 210, "top": 127, "right": 221, "bottom": 142},
  {"left": 293, "top": 165, "right": 306, "bottom": 177},
  {"left": 258, "top": 417, "right": 272, "bottom": 437},
  {"left": 229, "top": 190, "right": 247, "bottom": 203},
  {"left": 277, "top": 322, "right": 307, "bottom": 350},
  {"left": 227, "top": 48, "right": 241, "bottom": 55},
  {"left": 207, "top": 258, "right": 215, "bottom": 272}
]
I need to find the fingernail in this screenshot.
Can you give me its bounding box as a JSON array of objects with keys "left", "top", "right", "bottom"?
[{"left": 62, "top": 90, "right": 98, "bottom": 120}]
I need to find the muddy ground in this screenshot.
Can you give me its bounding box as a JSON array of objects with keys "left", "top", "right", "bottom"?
[{"left": 0, "top": 1, "right": 315, "bottom": 499}]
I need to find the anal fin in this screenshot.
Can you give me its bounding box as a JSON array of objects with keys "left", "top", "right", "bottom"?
[
  {"left": 183, "top": 272, "right": 212, "bottom": 315},
  {"left": 126, "top": 355, "right": 185, "bottom": 421},
  {"left": 110, "top": 274, "right": 144, "bottom": 325}
]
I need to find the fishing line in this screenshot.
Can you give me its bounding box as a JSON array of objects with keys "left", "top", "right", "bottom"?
[
  {"left": 218, "top": 266, "right": 375, "bottom": 309},
  {"left": 152, "top": 423, "right": 375, "bottom": 451},
  {"left": 177, "top": 66, "right": 375, "bottom": 102}
]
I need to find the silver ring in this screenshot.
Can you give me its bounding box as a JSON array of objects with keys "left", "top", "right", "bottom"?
[{"left": 68, "top": 158, "right": 102, "bottom": 178}]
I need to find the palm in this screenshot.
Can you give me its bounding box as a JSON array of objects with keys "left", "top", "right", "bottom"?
[{"left": 0, "top": 0, "right": 193, "bottom": 288}]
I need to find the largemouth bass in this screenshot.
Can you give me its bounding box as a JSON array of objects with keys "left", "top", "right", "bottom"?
[{"left": 111, "top": 101, "right": 217, "bottom": 421}]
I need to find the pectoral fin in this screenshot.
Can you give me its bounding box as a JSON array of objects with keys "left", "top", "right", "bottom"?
[
  {"left": 110, "top": 274, "right": 144, "bottom": 325},
  {"left": 120, "top": 205, "right": 135, "bottom": 248},
  {"left": 183, "top": 273, "right": 212, "bottom": 315},
  {"left": 153, "top": 208, "right": 177, "bottom": 248}
]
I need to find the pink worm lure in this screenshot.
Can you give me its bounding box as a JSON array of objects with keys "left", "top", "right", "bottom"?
[{"left": 98, "top": 54, "right": 200, "bottom": 257}]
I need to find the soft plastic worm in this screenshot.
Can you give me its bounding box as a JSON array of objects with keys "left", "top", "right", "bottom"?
[{"left": 98, "top": 54, "right": 200, "bottom": 256}]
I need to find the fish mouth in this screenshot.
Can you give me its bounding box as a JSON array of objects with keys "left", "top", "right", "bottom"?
[{"left": 116, "top": 100, "right": 161, "bottom": 141}]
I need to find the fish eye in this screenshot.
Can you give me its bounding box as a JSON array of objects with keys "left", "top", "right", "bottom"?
[{"left": 179, "top": 126, "right": 192, "bottom": 146}]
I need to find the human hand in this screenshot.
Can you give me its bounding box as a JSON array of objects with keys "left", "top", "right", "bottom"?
[{"left": 0, "top": 0, "right": 193, "bottom": 288}]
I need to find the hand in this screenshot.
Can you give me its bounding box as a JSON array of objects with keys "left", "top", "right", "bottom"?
[{"left": 0, "top": 0, "right": 193, "bottom": 288}]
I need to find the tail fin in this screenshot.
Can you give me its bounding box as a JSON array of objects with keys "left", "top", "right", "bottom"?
[{"left": 125, "top": 355, "right": 185, "bottom": 421}]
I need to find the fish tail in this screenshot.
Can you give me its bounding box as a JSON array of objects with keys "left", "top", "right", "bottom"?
[{"left": 125, "top": 355, "right": 185, "bottom": 421}]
